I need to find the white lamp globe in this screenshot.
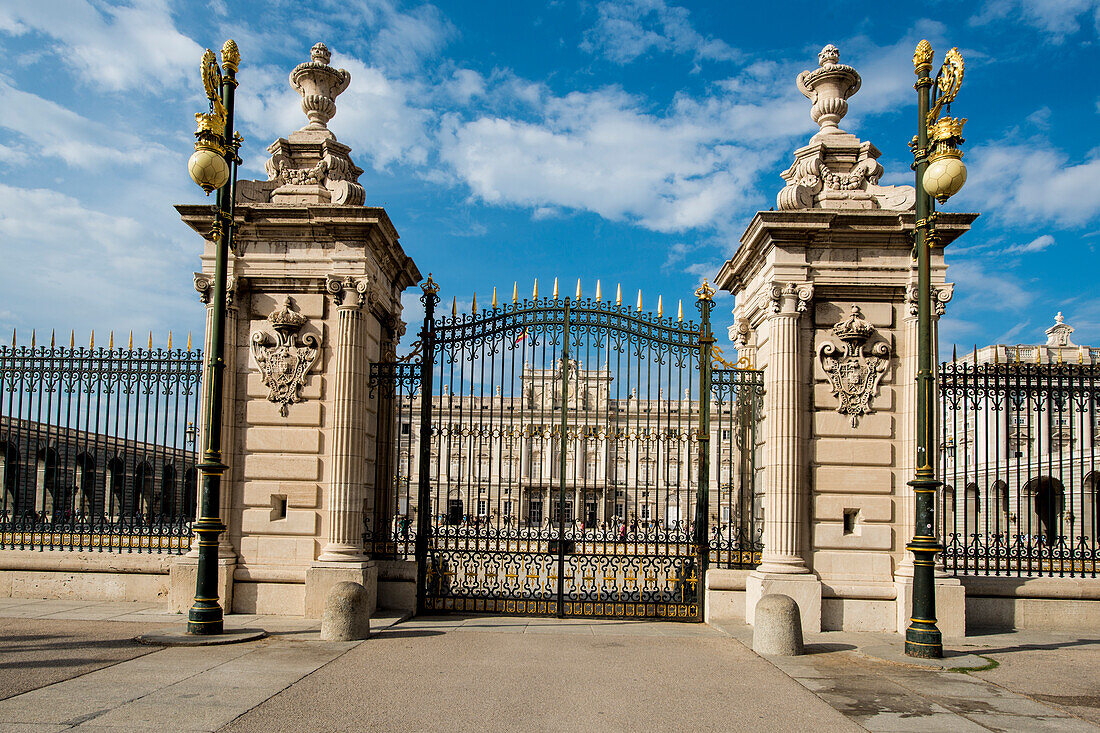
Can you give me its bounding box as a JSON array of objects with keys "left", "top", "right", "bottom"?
[
  {"left": 188, "top": 147, "right": 230, "bottom": 194},
  {"left": 923, "top": 154, "right": 966, "bottom": 204}
]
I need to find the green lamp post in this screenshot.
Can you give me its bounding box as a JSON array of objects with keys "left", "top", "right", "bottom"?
[
  {"left": 185, "top": 40, "right": 241, "bottom": 635},
  {"left": 906, "top": 40, "right": 967, "bottom": 658}
]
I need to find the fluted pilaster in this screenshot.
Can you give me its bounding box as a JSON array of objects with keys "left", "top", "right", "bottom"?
[
  {"left": 318, "top": 275, "right": 371, "bottom": 561},
  {"left": 759, "top": 282, "right": 813, "bottom": 573}
]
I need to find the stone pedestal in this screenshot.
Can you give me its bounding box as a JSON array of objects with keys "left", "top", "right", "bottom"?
[
  {"left": 747, "top": 572, "right": 822, "bottom": 634},
  {"left": 169, "top": 556, "right": 236, "bottom": 614},
  {"left": 306, "top": 561, "right": 378, "bottom": 618},
  {"left": 714, "top": 44, "right": 977, "bottom": 635},
  {"left": 173, "top": 44, "right": 420, "bottom": 617}
]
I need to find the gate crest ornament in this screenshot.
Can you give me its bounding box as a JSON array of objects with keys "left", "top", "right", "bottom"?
[
  {"left": 819, "top": 305, "right": 890, "bottom": 427},
  {"left": 251, "top": 296, "right": 320, "bottom": 416}
]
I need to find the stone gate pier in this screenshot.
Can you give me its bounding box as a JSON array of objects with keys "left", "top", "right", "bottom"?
[
  {"left": 714, "top": 46, "right": 976, "bottom": 634},
  {"left": 172, "top": 43, "right": 419, "bottom": 616}
]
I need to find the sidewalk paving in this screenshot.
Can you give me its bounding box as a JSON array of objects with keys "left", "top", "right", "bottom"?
[{"left": 0, "top": 599, "right": 1096, "bottom": 732}]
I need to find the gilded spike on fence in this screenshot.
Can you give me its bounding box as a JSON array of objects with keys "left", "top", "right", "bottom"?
[
  {"left": 677, "top": 299, "right": 683, "bottom": 322},
  {"left": 167, "top": 331, "right": 173, "bottom": 350},
  {"left": 657, "top": 295, "right": 663, "bottom": 318},
  {"left": 31, "top": 330, "right": 35, "bottom": 349},
  {"left": 994, "top": 348, "right": 999, "bottom": 364},
  {"left": 512, "top": 282, "right": 518, "bottom": 304},
  {"left": 451, "top": 297, "right": 457, "bottom": 317},
  {"left": 128, "top": 330, "right": 133, "bottom": 350},
  {"left": 553, "top": 277, "right": 559, "bottom": 300},
  {"left": 636, "top": 290, "right": 643, "bottom": 312},
  {"left": 10, "top": 328, "right": 15, "bottom": 347},
  {"left": 492, "top": 287, "right": 498, "bottom": 309},
  {"left": 533, "top": 278, "right": 538, "bottom": 300},
  {"left": 576, "top": 279, "right": 582, "bottom": 300},
  {"left": 50, "top": 330, "right": 55, "bottom": 349},
  {"left": 616, "top": 283, "right": 622, "bottom": 306},
  {"left": 973, "top": 345, "right": 978, "bottom": 365},
  {"left": 148, "top": 332, "right": 153, "bottom": 350},
  {"left": 595, "top": 280, "right": 602, "bottom": 301},
  {"left": 187, "top": 332, "right": 192, "bottom": 351},
  {"left": 109, "top": 331, "right": 114, "bottom": 350},
  {"left": 89, "top": 330, "right": 94, "bottom": 349},
  {"left": 472, "top": 292, "right": 477, "bottom": 313},
  {"left": 952, "top": 344, "right": 957, "bottom": 361},
  {"left": 69, "top": 330, "right": 74, "bottom": 349},
  {"left": 1036, "top": 347, "right": 1041, "bottom": 364}
]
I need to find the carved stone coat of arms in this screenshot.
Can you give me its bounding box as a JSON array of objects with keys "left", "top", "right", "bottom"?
[
  {"left": 251, "top": 296, "right": 320, "bottom": 416},
  {"left": 819, "top": 305, "right": 890, "bottom": 427}
]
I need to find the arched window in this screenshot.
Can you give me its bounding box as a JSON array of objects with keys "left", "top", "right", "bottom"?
[
  {"left": 942, "top": 486, "right": 956, "bottom": 539},
  {"left": 106, "top": 457, "right": 125, "bottom": 519},
  {"left": 36, "top": 447, "right": 58, "bottom": 521},
  {"left": 134, "top": 462, "right": 153, "bottom": 521},
  {"left": 1084, "top": 473, "right": 1099, "bottom": 545},
  {"left": 1027, "top": 477, "right": 1065, "bottom": 545},
  {"left": 965, "top": 483, "right": 980, "bottom": 537},
  {"left": 991, "top": 481, "right": 1009, "bottom": 534},
  {"left": 74, "top": 453, "right": 96, "bottom": 518},
  {"left": 161, "top": 464, "right": 177, "bottom": 519},
  {"left": 0, "top": 442, "right": 19, "bottom": 518},
  {"left": 183, "top": 467, "right": 198, "bottom": 520}
]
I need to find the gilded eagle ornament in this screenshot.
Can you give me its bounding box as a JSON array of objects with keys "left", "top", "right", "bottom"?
[
  {"left": 819, "top": 306, "right": 890, "bottom": 427},
  {"left": 251, "top": 296, "right": 320, "bottom": 416}
]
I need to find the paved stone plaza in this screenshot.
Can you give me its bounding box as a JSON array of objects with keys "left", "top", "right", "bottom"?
[{"left": 0, "top": 601, "right": 1096, "bottom": 732}]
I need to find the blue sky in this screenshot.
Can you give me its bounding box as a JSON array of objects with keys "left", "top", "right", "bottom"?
[{"left": 0, "top": 0, "right": 1098, "bottom": 357}]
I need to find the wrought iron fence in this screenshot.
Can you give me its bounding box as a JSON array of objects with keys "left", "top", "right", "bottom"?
[
  {"left": 0, "top": 337, "right": 203, "bottom": 553},
  {"left": 939, "top": 358, "right": 1099, "bottom": 577}
]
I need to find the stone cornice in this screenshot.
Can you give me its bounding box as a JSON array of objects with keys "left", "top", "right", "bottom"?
[
  {"left": 715, "top": 210, "right": 978, "bottom": 294},
  {"left": 176, "top": 203, "right": 421, "bottom": 291}
]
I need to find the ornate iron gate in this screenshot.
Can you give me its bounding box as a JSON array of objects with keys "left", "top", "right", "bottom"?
[{"left": 368, "top": 277, "right": 762, "bottom": 620}]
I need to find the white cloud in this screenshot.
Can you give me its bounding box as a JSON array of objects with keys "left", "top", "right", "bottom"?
[
  {"left": 970, "top": 0, "right": 1100, "bottom": 40},
  {"left": 581, "top": 0, "right": 740, "bottom": 65},
  {"left": 0, "top": 183, "right": 195, "bottom": 336},
  {"left": 1005, "top": 233, "right": 1055, "bottom": 254},
  {"left": 948, "top": 260, "right": 1033, "bottom": 313},
  {"left": 437, "top": 85, "right": 769, "bottom": 233},
  {"left": 0, "top": 1, "right": 202, "bottom": 92},
  {"left": 0, "top": 75, "right": 170, "bottom": 169},
  {"left": 961, "top": 141, "right": 1100, "bottom": 227}
]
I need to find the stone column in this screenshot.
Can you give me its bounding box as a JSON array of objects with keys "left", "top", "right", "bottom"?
[
  {"left": 745, "top": 281, "right": 822, "bottom": 633},
  {"left": 318, "top": 274, "right": 370, "bottom": 560},
  {"left": 759, "top": 281, "right": 814, "bottom": 573},
  {"left": 304, "top": 275, "right": 378, "bottom": 617}
]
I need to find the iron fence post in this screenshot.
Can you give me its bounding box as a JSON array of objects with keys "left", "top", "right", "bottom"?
[
  {"left": 415, "top": 276, "right": 439, "bottom": 615},
  {"left": 557, "top": 297, "right": 571, "bottom": 617},
  {"left": 695, "top": 283, "right": 715, "bottom": 614}
]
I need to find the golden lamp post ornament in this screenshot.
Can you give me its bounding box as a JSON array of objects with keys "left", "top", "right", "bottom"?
[
  {"left": 904, "top": 40, "right": 967, "bottom": 660},
  {"left": 188, "top": 43, "right": 240, "bottom": 194},
  {"left": 182, "top": 39, "right": 247, "bottom": 639},
  {"left": 917, "top": 43, "right": 967, "bottom": 204}
]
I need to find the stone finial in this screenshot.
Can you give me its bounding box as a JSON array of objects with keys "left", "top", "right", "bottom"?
[
  {"left": 1046, "top": 312, "right": 1077, "bottom": 347},
  {"left": 797, "top": 44, "right": 861, "bottom": 136},
  {"left": 776, "top": 44, "right": 915, "bottom": 212},
  {"left": 290, "top": 42, "right": 351, "bottom": 130}
]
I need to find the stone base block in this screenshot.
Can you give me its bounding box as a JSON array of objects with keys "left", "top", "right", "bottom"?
[
  {"left": 169, "top": 558, "right": 235, "bottom": 614},
  {"left": 822, "top": 598, "right": 895, "bottom": 632},
  {"left": 305, "top": 561, "right": 377, "bottom": 618},
  {"left": 966, "top": 596, "right": 1100, "bottom": 633},
  {"left": 377, "top": 559, "right": 416, "bottom": 611},
  {"left": 231, "top": 580, "right": 305, "bottom": 615},
  {"left": 704, "top": 568, "right": 749, "bottom": 624},
  {"left": 894, "top": 577, "right": 965, "bottom": 639},
  {"left": 2, "top": 569, "right": 168, "bottom": 602},
  {"left": 746, "top": 572, "right": 822, "bottom": 634}
]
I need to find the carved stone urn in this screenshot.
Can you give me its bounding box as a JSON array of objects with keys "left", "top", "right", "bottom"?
[
  {"left": 796, "top": 44, "right": 861, "bottom": 136},
  {"left": 290, "top": 42, "right": 351, "bottom": 130}
]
